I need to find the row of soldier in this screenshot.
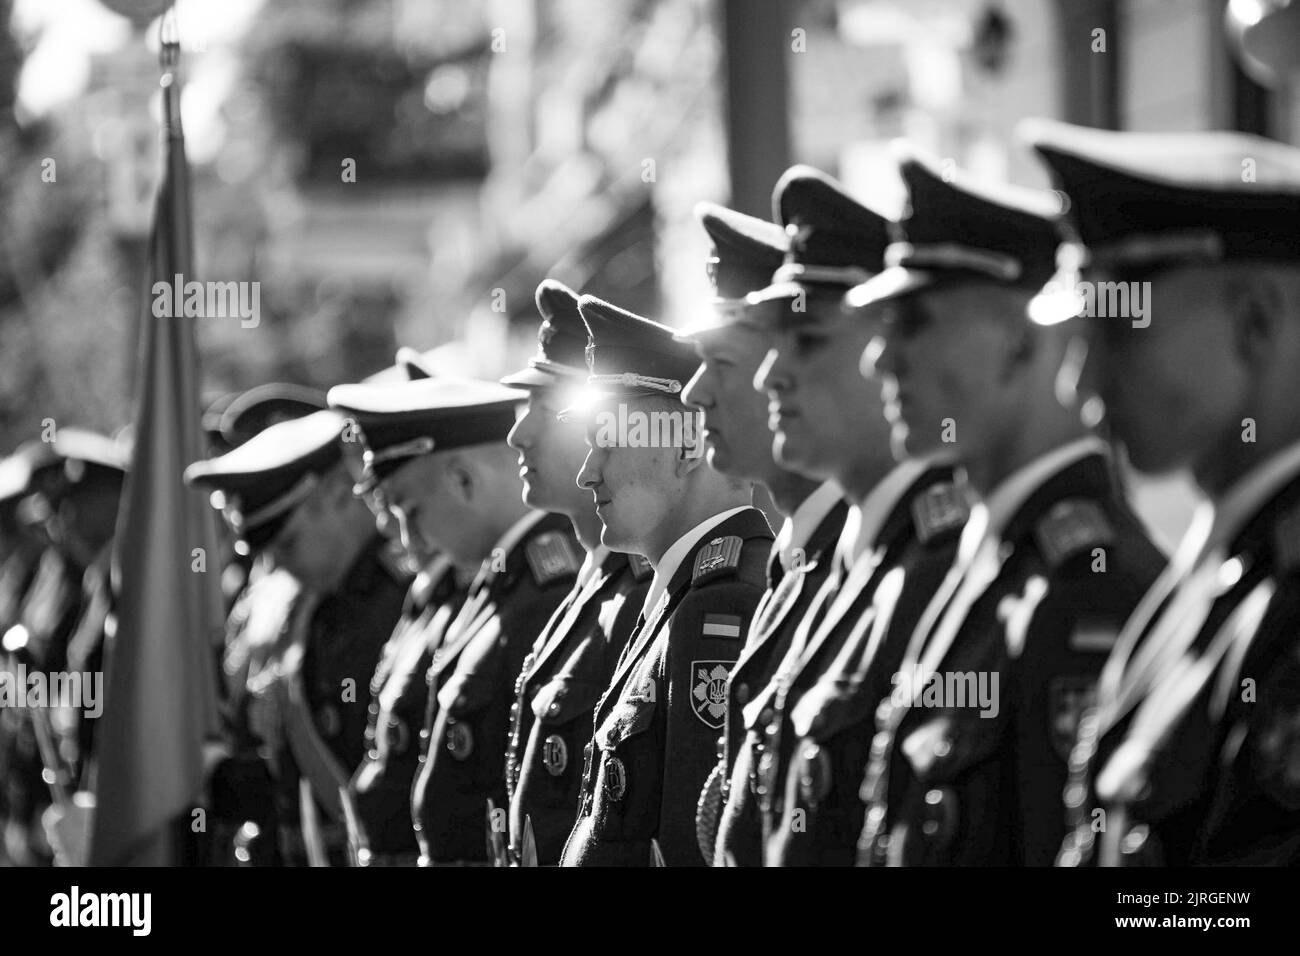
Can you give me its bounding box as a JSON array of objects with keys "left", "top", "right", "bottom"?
[{"left": 2, "top": 117, "right": 1297, "bottom": 866}]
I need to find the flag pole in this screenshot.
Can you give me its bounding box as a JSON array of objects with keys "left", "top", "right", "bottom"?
[{"left": 89, "top": 0, "right": 224, "bottom": 867}]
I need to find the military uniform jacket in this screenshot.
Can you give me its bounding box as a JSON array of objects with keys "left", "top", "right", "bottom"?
[
  {"left": 507, "top": 548, "right": 651, "bottom": 864},
  {"left": 346, "top": 555, "right": 467, "bottom": 860},
  {"left": 277, "top": 534, "right": 408, "bottom": 828},
  {"left": 1082, "top": 452, "right": 1300, "bottom": 867},
  {"left": 861, "top": 448, "right": 1164, "bottom": 867},
  {"left": 706, "top": 496, "right": 849, "bottom": 866},
  {"left": 767, "top": 465, "right": 967, "bottom": 867},
  {"left": 562, "top": 507, "right": 773, "bottom": 867},
  {"left": 411, "top": 510, "right": 580, "bottom": 864}
]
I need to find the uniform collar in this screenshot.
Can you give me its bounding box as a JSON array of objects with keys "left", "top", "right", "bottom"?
[
  {"left": 471, "top": 509, "right": 548, "bottom": 587},
  {"left": 772, "top": 481, "right": 844, "bottom": 572},
  {"left": 642, "top": 505, "right": 750, "bottom": 617},
  {"left": 579, "top": 544, "right": 611, "bottom": 589},
  {"left": 492, "top": 509, "right": 547, "bottom": 563},
  {"left": 1208, "top": 439, "right": 1300, "bottom": 552},
  {"left": 846, "top": 455, "right": 944, "bottom": 562},
  {"left": 980, "top": 436, "right": 1108, "bottom": 540}
]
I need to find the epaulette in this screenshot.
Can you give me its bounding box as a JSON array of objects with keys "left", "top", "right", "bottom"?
[
  {"left": 910, "top": 481, "right": 969, "bottom": 544},
  {"left": 1034, "top": 498, "right": 1115, "bottom": 569},
  {"left": 526, "top": 531, "right": 582, "bottom": 586},
  {"left": 627, "top": 553, "right": 653, "bottom": 582},
  {"left": 692, "top": 535, "right": 743, "bottom": 585},
  {"left": 1274, "top": 501, "right": 1300, "bottom": 574}
]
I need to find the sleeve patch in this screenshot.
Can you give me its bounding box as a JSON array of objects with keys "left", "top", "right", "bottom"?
[
  {"left": 1069, "top": 623, "right": 1119, "bottom": 653},
  {"left": 690, "top": 661, "right": 733, "bottom": 729},
  {"left": 526, "top": 531, "right": 581, "bottom": 586},
  {"left": 692, "top": 535, "right": 743, "bottom": 584},
  {"left": 1034, "top": 498, "right": 1114, "bottom": 569},
  {"left": 701, "top": 613, "right": 743, "bottom": 639}
]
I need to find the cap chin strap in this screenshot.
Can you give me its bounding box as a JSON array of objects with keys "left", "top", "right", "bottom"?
[
  {"left": 586, "top": 372, "right": 683, "bottom": 394},
  {"left": 225, "top": 472, "right": 320, "bottom": 533},
  {"left": 771, "top": 262, "right": 873, "bottom": 287},
  {"left": 885, "top": 241, "right": 1022, "bottom": 281}
]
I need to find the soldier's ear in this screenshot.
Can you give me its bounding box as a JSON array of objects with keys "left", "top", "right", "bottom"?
[
  {"left": 443, "top": 454, "right": 475, "bottom": 504},
  {"left": 1227, "top": 268, "right": 1284, "bottom": 369}
]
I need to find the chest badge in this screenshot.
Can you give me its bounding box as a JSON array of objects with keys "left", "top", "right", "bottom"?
[
  {"left": 604, "top": 754, "right": 627, "bottom": 801},
  {"left": 543, "top": 734, "right": 569, "bottom": 776},
  {"left": 691, "top": 661, "right": 733, "bottom": 729},
  {"left": 445, "top": 719, "right": 474, "bottom": 761}
]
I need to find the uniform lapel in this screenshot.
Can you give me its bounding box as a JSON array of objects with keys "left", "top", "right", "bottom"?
[{"left": 526, "top": 558, "right": 619, "bottom": 682}]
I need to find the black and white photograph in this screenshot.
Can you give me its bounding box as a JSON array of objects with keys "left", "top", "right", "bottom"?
[{"left": 0, "top": 0, "right": 1298, "bottom": 937}]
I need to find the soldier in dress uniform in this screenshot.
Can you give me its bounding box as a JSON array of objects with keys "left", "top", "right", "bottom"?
[
  {"left": 334, "top": 357, "right": 474, "bottom": 867},
  {"left": 499, "top": 280, "right": 652, "bottom": 866},
  {"left": 559, "top": 294, "right": 774, "bottom": 867},
  {"left": 727, "top": 168, "right": 970, "bottom": 867},
  {"left": 674, "top": 197, "right": 849, "bottom": 866},
  {"left": 843, "top": 144, "right": 1165, "bottom": 867},
  {"left": 343, "top": 550, "right": 467, "bottom": 866},
  {"left": 328, "top": 377, "right": 580, "bottom": 866},
  {"left": 1022, "top": 121, "right": 1300, "bottom": 866},
  {"left": 205, "top": 383, "right": 330, "bottom": 614},
  {"left": 41, "top": 430, "right": 126, "bottom": 790},
  {"left": 186, "top": 409, "right": 409, "bottom": 866},
  {"left": 0, "top": 431, "right": 125, "bottom": 865}
]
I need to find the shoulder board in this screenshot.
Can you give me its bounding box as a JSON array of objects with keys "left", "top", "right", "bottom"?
[
  {"left": 525, "top": 531, "right": 582, "bottom": 587},
  {"left": 1034, "top": 498, "right": 1115, "bottom": 569},
  {"left": 627, "top": 553, "right": 654, "bottom": 582},
  {"left": 692, "top": 535, "right": 744, "bottom": 585},
  {"left": 1274, "top": 501, "right": 1300, "bottom": 574},
  {"left": 911, "top": 481, "right": 970, "bottom": 545}
]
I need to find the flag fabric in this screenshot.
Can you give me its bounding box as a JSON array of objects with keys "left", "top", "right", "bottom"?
[{"left": 89, "top": 58, "right": 225, "bottom": 866}]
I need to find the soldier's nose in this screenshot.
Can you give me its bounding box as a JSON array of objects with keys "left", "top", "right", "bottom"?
[
  {"left": 681, "top": 365, "right": 710, "bottom": 410},
  {"left": 576, "top": 450, "right": 601, "bottom": 490}
]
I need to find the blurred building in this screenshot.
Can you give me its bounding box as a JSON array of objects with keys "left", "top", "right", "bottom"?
[{"left": 3, "top": 0, "right": 1298, "bottom": 547}]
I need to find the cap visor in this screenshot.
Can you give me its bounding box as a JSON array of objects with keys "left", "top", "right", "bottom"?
[
  {"left": 499, "top": 367, "right": 560, "bottom": 389},
  {"left": 844, "top": 267, "right": 937, "bottom": 311}
]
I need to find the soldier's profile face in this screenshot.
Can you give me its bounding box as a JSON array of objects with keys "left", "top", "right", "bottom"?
[
  {"left": 681, "top": 325, "right": 776, "bottom": 482},
  {"left": 755, "top": 296, "right": 890, "bottom": 481},
  {"left": 1083, "top": 267, "right": 1242, "bottom": 476},
  {"left": 507, "top": 387, "right": 591, "bottom": 517},
  {"left": 871, "top": 288, "right": 1005, "bottom": 460},
  {"left": 578, "top": 397, "right": 685, "bottom": 553},
  {"left": 379, "top": 454, "right": 455, "bottom": 562},
  {"left": 267, "top": 483, "right": 343, "bottom": 588}
]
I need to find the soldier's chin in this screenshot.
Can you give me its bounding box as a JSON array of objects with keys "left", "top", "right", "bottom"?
[
  {"left": 771, "top": 431, "right": 810, "bottom": 475},
  {"left": 520, "top": 479, "right": 553, "bottom": 513},
  {"left": 598, "top": 513, "right": 632, "bottom": 552}
]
